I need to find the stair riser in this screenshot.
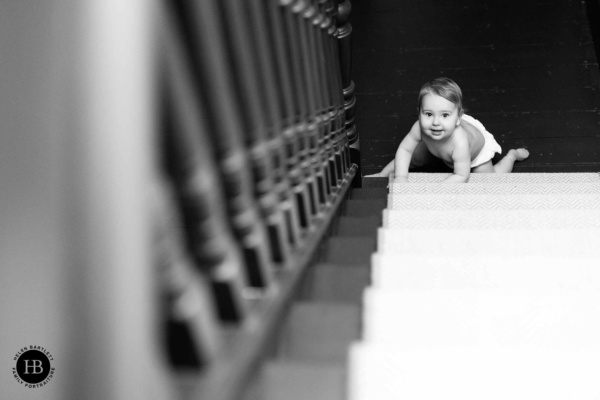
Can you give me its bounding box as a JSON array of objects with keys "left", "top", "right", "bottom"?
[
  {"left": 362, "top": 289, "right": 600, "bottom": 351},
  {"left": 383, "top": 209, "right": 600, "bottom": 229},
  {"left": 390, "top": 182, "right": 600, "bottom": 195},
  {"left": 371, "top": 255, "right": 600, "bottom": 292},
  {"left": 401, "top": 172, "right": 600, "bottom": 183},
  {"left": 378, "top": 229, "right": 600, "bottom": 257}
]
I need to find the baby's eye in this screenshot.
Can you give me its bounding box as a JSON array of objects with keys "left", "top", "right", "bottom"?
[
  {"left": 425, "top": 112, "right": 432, "bottom": 117},
  {"left": 442, "top": 113, "right": 449, "bottom": 118}
]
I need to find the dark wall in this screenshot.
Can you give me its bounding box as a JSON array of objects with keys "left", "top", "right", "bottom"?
[{"left": 350, "top": 0, "right": 600, "bottom": 175}]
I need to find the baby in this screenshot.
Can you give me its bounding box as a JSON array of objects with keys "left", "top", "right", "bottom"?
[{"left": 372, "top": 77, "right": 529, "bottom": 183}]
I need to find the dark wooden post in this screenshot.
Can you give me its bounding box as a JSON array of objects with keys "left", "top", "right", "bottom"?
[{"left": 336, "top": 0, "right": 360, "bottom": 185}]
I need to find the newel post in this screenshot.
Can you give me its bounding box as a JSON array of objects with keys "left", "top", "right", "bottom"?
[{"left": 335, "top": 0, "right": 360, "bottom": 185}]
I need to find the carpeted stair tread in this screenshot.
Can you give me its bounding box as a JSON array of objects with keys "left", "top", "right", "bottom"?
[
  {"left": 383, "top": 208, "right": 600, "bottom": 229},
  {"left": 406, "top": 172, "right": 600, "bottom": 183},
  {"left": 323, "top": 236, "right": 377, "bottom": 265},
  {"left": 279, "top": 302, "right": 360, "bottom": 364},
  {"left": 261, "top": 361, "right": 345, "bottom": 400},
  {"left": 389, "top": 182, "right": 600, "bottom": 195},
  {"left": 349, "top": 343, "right": 600, "bottom": 400},
  {"left": 351, "top": 173, "right": 600, "bottom": 399},
  {"left": 335, "top": 215, "right": 382, "bottom": 236},
  {"left": 370, "top": 254, "right": 600, "bottom": 292},
  {"left": 349, "top": 188, "right": 389, "bottom": 199},
  {"left": 362, "top": 288, "right": 600, "bottom": 350},
  {"left": 388, "top": 193, "right": 600, "bottom": 210},
  {"left": 378, "top": 228, "right": 600, "bottom": 256},
  {"left": 301, "top": 263, "right": 370, "bottom": 303},
  {"left": 343, "top": 199, "right": 387, "bottom": 217}
]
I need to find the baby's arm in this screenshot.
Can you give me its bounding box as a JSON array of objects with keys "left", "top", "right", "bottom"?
[
  {"left": 444, "top": 138, "right": 471, "bottom": 183},
  {"left": 364, "top": 159, "right": 394, "bottom": 177},
  {"left": 394, "top": 121, "right": 421, "bottom": 183}
]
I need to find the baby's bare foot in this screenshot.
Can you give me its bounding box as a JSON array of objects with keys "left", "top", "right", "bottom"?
[{"left": 509, "top": 148, "right": 529, "bottom": 161}]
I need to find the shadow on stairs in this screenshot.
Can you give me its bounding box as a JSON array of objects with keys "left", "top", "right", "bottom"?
[{"left": 258, "top": 177, "right": 387, "bottom": 400}]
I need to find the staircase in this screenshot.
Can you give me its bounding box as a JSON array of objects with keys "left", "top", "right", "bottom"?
[
  {"left": 259, "top": 177, "right": 387, "bottom": 400},
  {"left": 253, "top": 172, "right": 600, "bottom": 399},
  {"left": 348, "top": 172, "right": 600, "bottom": 399}
]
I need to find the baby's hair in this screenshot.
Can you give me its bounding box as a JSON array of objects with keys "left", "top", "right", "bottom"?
[{"left": 418, "top": 77, "right": 464, "bottom": 115}]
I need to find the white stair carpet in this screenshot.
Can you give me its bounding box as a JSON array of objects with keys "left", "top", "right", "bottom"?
[
  {"left": 389, "top": 182, "right": 600, "bottom": 195},
  {"left": 362, "top": 288, "right": 600, "bottom": 350},
  {"left": 383, "top": 209, "right": 600, "bottom": 229},
  {"left": 349, "top": 343, "right": 600, "bottom": 400},
  {"left": 378, "top": 228, "right": 600, "bottom": 256},
  {"left": 388, "top": 193, "right": 600, "bottom": 210},
  {"left": 370, "top": 254, "right": 600, "bottom": 292},
  {"left": 349, "top": 172, "right": 600, "bottom": 400},
  {"left": 398, "top": 172, "right": 600, "bottom": 184}
]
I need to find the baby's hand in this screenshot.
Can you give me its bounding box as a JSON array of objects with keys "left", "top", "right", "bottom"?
[{"left": 393, "top": 175, "right": 409, "bottom": 184}]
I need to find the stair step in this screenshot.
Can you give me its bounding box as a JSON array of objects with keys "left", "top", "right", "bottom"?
[
  {"left": 360, "top": 177, "right": 388, "bottom": 188},
  {"left": 362, "top": 288, "right": 600, "bottom": 350},
  {"left": 323, "top": 236, "right": 376, "bottom": 265},
  {"left": 261, "top": 361, "right": 345, "bottom": 400},
  {"left": 350, "top": 188, "right": 389, "bottom": 199},
  {"left": 335, "top": 215, "right": 381, "bottom": 236},
  {"left": 371, "top": 254, "right": 600, "bottom": 292},
  {"left": 343, "top": 199, "right": 386, "bottom": 217},
  {"left": 349, "top": 343, "right": 600, "bottom": 400},
  {"left": 378, "top": 228, "right": 600, "bottom": 257},
  {"left": 407, "top": 172, "right": 600, "bottom": 183},
  {"left": 389, "top": 182, "right": 600, "bottom": 195},
  {"left": 302, "top": 263, "right": 370, "bottom": 303},
  {"left": 278, "top": 302, "right": 360, "bottom": 364},
  {"left": 388, "top": 193, "right": 600, "bottom": 210},
  {"left": 383, "top": 209, "right": 600, "bottom": 230}
]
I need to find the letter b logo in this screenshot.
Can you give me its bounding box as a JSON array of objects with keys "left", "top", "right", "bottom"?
[{"left": 16, "top": 351, "right": 50, "bottom": 384}]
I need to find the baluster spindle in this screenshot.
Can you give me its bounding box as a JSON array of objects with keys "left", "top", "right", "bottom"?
[
  {"left": 305, "top": 0, "right": 339, "bottom": 199},
  {"left": 264, "top": 0, "right": 314, "bottom": 239},
  {"left": 316, "top": 0, "right": 349, "bottom": 190},
  {"left": 291, "top": 0, "right": 336, "bottom": 207},
  {"left": 151, "top": 174, "right": 221, "bottom": 369},
  {"left": 336, "top": 0, "right": 359, "bottom": 180},
  {"left": 280, "top": 0, "right": 323, "bottom": 225},
  {"left": 217, "top": 0, "right": 293, "bottom": 265},
  {"left": 245, "top": 0, "right": 305, "bottom": 252},
  {"left": 322, "top": 0, "right": 351, "bottom": 177},
  {"left": 170, "top": 0, "right": 276, "bottom": 290},
  {"left": 160, "top": 4, "right": 250, "bottom": 322}
]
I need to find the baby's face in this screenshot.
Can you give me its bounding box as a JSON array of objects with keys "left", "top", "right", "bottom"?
[{"left": 419, "top": 93, "right": 461, "bottom": 141}]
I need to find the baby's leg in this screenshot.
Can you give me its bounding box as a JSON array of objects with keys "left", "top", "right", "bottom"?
[
  {"left": 491, "top": 148, "right": 530, "bottom": 173},
  {"left": 471, "top": 160, "right": 495, "bottom": 173}
]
